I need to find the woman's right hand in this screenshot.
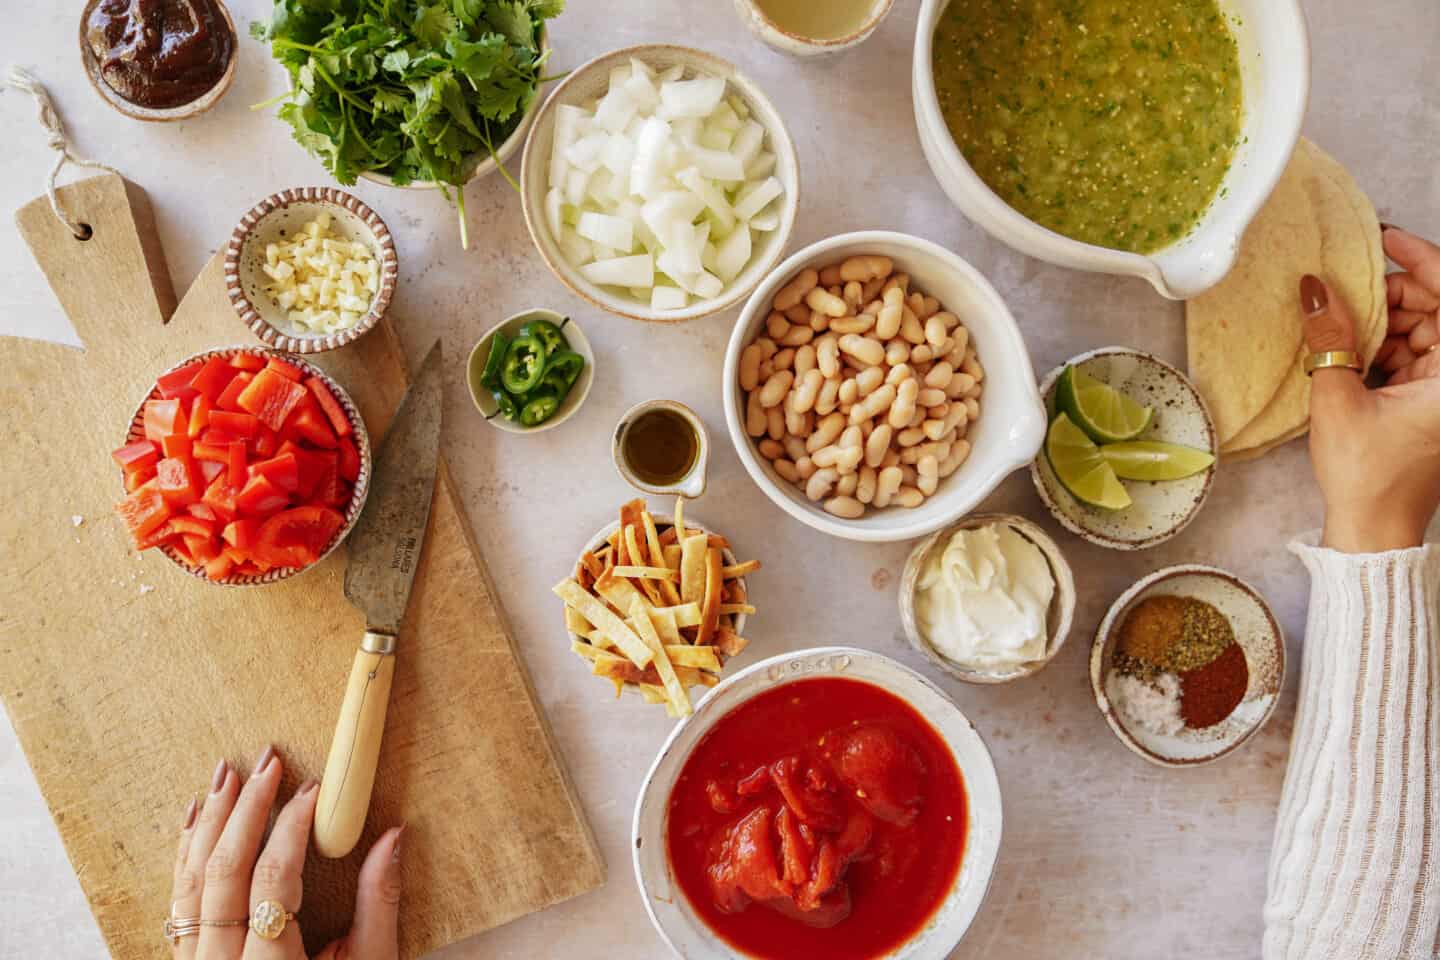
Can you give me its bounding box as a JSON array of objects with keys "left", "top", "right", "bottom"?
[{"left": 1302, "top": 226, "right": 1440, "bottom": 553}]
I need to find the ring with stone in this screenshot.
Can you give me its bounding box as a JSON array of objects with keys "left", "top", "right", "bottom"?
[{"left": 249, "top": 899, "right": 296, "bottom": 941}]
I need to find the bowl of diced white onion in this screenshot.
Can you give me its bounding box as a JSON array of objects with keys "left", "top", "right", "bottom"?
[
  {"left": 520, "top": 44, "right": 800, "bottom": 323},
  {"left": 224, "top": 187, "right": 399, "bottom": 354}
]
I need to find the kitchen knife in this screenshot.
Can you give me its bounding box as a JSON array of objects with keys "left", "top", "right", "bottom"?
[{"left": 314, "top": 341, "right": 444, "bottom": 859}]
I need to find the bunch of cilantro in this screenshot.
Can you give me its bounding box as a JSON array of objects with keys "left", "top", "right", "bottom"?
[{"left": 252, "top": 0, "right": 563, "bottom": 245}]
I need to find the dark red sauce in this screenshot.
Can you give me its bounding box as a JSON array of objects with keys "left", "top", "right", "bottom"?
[
  {"left": 666, "top": 677, "right": 968, "bottom": 960},
  {"left": 85, "top": 0, "right": 234, "bottom": 109}
]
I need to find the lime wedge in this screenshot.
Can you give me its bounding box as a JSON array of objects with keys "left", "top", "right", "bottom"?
[
  {"left": 1054, "top": 365, "right": 1153, "bottom": 443},
  {"left": 1100, "top": 441, "right": 1216, "bottom": 481},
  {"left": 1046, "top": 413, "right": 1132, "bottom": 511}
]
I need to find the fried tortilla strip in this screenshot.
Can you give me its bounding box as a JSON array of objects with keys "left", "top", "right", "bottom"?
[
  {"left": 648, "top": 607, "right": 683, "bottom": 647},
  {"left": 571, "top": 640, "right": 612, "bottom": 662},
  {"left": 719, "top": 603, "right": 757, "bottom": 616},
  {"left": 671, "top": 665, "right": 711, "bottom": 688},
  {"left": 721, "top": 560, "right": 761, "bottom": 579},
  {"left": 630, "top": 595, "right": 691, "bottom": 716},
  {"left": 724, "top": 579, "right": 748, "bottom": 603},
  {"left": 638, "top": 683, "right": 668, "bottom": 705},
  {"left": 697, "top": 547, "right": 724, "bottom": 647},
  {"left": 553, "top": 579, "right": 653, "bottom": 668},
  {"left": 715, "top": 628, "right": 749, "bottom": 658},
  {"left": 594, "top": 656, "right": 647, "bottom": 684},
  {"left": 658, "top": 602, "right": 702, "bottom": 628},
  {"left": 658, "top": 527, "right": 679, "bottom": 547},
  {"left": 564, "top": 607, "right": 594, "bottom": 637},
  {"left": 673, "top": 496, "right": 687, "bottom": 542},
  {"left": 665, "top": 645, "right": 722, "bottom": 672},
  {"left": 613, "top": 565, "right": 681, "bottom": 581},
  {"left": 707, "top": 534, "right": 730, "bottom": 550},
  {"left": 595, "top": 566, "right": 646, "bottom": 618},
  {"left": 663, "top": 543, "right": 683, "bottom": 570},
  {"left": 642, "top": 511, "right": 666, "bottom": 563},
  {"left": 622, "top": 525, "right": 664, "bottom": 604},
  {"left": 680, "top": 533, "right": 709, "bottom": 604}
]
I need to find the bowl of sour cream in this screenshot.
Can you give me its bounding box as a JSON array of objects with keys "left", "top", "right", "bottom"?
[{"left": 899, "top": 513, "right": 1076, "bottom": 684}]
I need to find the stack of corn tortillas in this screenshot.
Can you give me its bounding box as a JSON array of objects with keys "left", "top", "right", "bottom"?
[{"left": 1186, "top": 138, "right": 1387, "bottom": 461}]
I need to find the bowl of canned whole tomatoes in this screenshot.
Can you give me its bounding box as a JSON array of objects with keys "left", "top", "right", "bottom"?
[{"left": 112, "top": 347, "right": 371, "bottom": 585}]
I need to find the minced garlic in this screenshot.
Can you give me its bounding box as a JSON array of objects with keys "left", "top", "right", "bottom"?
[{"left": 261, "top": 212, "right": 378, "bottom": 335}]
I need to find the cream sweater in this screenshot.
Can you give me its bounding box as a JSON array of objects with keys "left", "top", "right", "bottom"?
[{"left": 1264, "top": 538, "right": 1440, "bottom": 960}]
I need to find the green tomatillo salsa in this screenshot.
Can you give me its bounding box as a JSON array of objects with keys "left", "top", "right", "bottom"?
[{"left": 932, "top": 0, "right": 1244, "bottom": 254}]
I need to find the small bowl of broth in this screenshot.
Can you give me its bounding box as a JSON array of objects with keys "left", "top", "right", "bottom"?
[
  {"left": 614, "top": 401, "right": 709, "bottom": 499},
  {"left": 734, "top": 0, "right": 895, "bottom": 57}
]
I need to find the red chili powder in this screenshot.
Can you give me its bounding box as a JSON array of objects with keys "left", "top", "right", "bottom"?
[{"left": 1179, "top": 643, "right": 1249, "bottom": 728}]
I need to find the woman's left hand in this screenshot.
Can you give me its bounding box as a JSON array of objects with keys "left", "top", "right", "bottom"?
[{"left": 169, "top": 745, "right": 403, "bottom": 960}]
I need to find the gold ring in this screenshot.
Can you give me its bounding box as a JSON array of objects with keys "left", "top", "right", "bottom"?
[
  {"left": 163, "top": 917, "right": 246, "bottom": 944},
  {"left": 250, "top": 899, "right": 297, "bottom": 941},
  {"left": 1304, "top": 350, "right": 1363, "bottom": 376}
]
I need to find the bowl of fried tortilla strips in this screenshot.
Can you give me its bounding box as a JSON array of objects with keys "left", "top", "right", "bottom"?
[{"left": 553, "top": 497, "right": 761, "bottom": 717}]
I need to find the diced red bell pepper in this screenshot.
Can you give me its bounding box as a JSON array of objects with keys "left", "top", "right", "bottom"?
[
  {"left": 183, "top": 535, "right": 219, "bottom": 566},
  {"left": 337, "top": 437, "right": 361, "bottom": 482},
  {"left": 116, "top": 484, "right": 173, "bottom": 544},
  {"left": 202, "top": 476, "right": 241, "bottom": 522},
  {"left": 125, "top": 464, "right": 158, "bottom": 492},
  {"left": 199, "top": 459, "right": 225, "bottom": 484},
  {"left": 310, "top": 450, "right": 343, "bottom": 506},
  {"left": 193, "top": 441, "right": 230, "bottom": 463},
  {"left": 230, "top": 352, "right": 266, "bottom": 371},
  {"left": 201, "top": 429, "right": 238, "bottom": 445},
  {"left": 227, "top": 442, "right": 247, "bottom": 487},
  {"left": 216, "top": 371, "right": 255, "bottom": 412},
  {"left": 187, "top": 502, "right": 217, "bottom": 522},
  {"left": 222, "top": 518, "right": 260, "bottom": 551},
  {"left": 156, "top": 456, "right": 203, "bottom": 505},
  {"left": 324, "top": 480, "right": 352, "bottom": 509},
  {"left": 204, "top": 551, "right": 236, "bottom": 581},
  {"left": 170, "top": 515, "right": 215, "bottom": 539},
  {"left": 113, "top": 439, "right": 160, "bottom": 472},
  {"left": 190, "top": 357, "right": 238, "bottom": 401},
  {"left": 252, "top": 429, "right": 279, "bottom": 458},
  {"left": 187, "top": 395, "right": 212, "bottom": 438},
  {"left": 237, "top": 368, "right": 308, "bottom": 432},
  {"left": 266, "top": 356, "right": 305, "bottom": 382},
  {"left": 208, "top": 410, "right": 259, "bottom": 438},
  {"left": 143, "top": 398, "right": 188, "bottom": 443},
  {"left": 304, "top": 377, "right": 354, "bottom": 437},
  {"left": 170, "top": 537, "right": 196, "bottom": 567},
  {"left": 249, "top": 452, "right": 300, "bottom": 492},
  {"left": 162, "top": 433, "right": 193, "bottom": 459},
  {"left": 136, "top": 520, "right": 179, "bottom": 551},
  {"left": 236, "top": 473, "right": 289, "bottom": 516},
  {"left": 289, "top": 406, "right": 337, "bottom": 449},
  {"left": 254, "top": 505, "right": 345, "bottom": 568},
  {"left": 156, "top": 361, "right": 202, "bottom": 402},
  {"left": 280, "top": 443, "right": 323, "bottom": 499}
]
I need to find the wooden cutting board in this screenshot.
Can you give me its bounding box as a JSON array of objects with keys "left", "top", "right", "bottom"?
[{"left": 2, "top": 174, "right": 603, "bottom": 958}]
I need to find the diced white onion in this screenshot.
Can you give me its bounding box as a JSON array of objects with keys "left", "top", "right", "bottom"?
[{"left": 580, "top": 254, "right": 654, "bottom": 288}]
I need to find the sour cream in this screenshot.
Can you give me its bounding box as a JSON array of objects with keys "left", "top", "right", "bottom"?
[{"left": 915, "top": 523, "right": 1055, "bottom": 670}]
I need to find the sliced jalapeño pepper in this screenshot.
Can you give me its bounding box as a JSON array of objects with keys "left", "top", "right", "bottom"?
[
  {"left": 519, "top": 318, "right": 568, "bottom": 356},
  {"left": 519, "top": 389, "right": 561, "bottom": 426},
  {"left": 491, "top": 389, "right": 518, "bottom": 421},
  {"left": 478, "top": 332, "right": 509, "bottom": 391},
  {"left": 501, "top": 334, "right": 547, "bottom": 394},
  {"left": 543, "top": 349, "right": 585, "bottom": 388},
  {"left": 539, "top": 367, "right": 573, "bottom": 397}
]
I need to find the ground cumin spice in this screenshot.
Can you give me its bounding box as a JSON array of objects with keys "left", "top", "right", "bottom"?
[
  {"left": 1117, "top": 595, "right": 1235, "bottom": 673},
  {"left": 1179, "top": 642, "right": 1249, "bottom": 728}
]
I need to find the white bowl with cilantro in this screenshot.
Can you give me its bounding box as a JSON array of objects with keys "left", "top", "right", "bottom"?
[{"left": 520, "top": 44, "right": 800, "bottom": 322}]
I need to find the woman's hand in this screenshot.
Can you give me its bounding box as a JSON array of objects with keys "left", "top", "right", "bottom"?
[
  {"left": 1303, "top": 226, "right": 1440, "bottom": 553},
  {"left": 170, "top": 746, "right": 402, "bottom": 960}
]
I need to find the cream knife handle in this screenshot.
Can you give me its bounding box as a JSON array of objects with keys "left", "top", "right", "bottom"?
[{"left": 314, "top": 631, "right": 396, "bottom": 859}]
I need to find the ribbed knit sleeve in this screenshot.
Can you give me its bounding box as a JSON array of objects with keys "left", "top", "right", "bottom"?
[{"left": 1264, "top": 536, "right": 1440, "bottom": 960}]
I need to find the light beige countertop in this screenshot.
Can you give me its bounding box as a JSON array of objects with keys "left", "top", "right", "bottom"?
[{"left": 2, "top": 1, "right": 1437, "bottom": 958}]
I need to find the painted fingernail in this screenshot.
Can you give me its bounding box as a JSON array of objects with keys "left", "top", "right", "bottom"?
[
  {"left": 297, "top": 779, "right": 320, "bottom": 797},
  {"left": 1300, "top": 274, "right": 1328, "bottom": 316},
  {"left": 210, "top": 759, "right": 228, "bottom": 794},
  {"left": 252, "top": 744, "right": 277, "bottom": 777},
  {"left": 392, "top": 824, "right": 406, "bottom": 863},
  {"left": 1380, "top": 222, "right": 1400, "bottom": 233},
  {"left": 182, "top": 795, "right": 198, "bottom": 829}
]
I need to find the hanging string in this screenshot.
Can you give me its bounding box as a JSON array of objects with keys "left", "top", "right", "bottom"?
[{"left": 6, "top": 67, "right": 120, "bottom": 239}]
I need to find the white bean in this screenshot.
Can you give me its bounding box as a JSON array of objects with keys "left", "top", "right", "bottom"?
[
  {"left": 925, "top": 362, "right": 954, "bottom": 390},
  {"left": 843, "top": 281, "right": 864, "bottom": 312},
  {"left": 792, "top": 369, "right": 824, "bottom": 413},
  {"left": 939, "top": 439, "right": 972, "bottom": 477},
  {"left": 838, "top": 378, "right": 859, "bottom": 406},
  {"left": 965, "top": 397, "right": 980, "bottom": 421},
  {"left": 910, "top": 344, "right": 934, "bottom": 365},
  {"left": 855, "top": 366, "right": 885, "bottom": 397},
  {"left": 838, "top": 334, "right": 885, "bottom": 367},
  {"left": 815, "top": 377, "right": 840, "bottom": 416},
  {"left": 756, "top": 336, "right": 779, "bottom": 360},
  {"left": 888, "top": 379, "right": 919, "bottom": 429},
  {"left": 796, "top": 455, "right": 817, "bottom": 480},
  {"left": 766, "top": 311, "right": 789, "bottom": 340},
  {"left": 806, "top": 468, "right": 837, "bottom": 502},
  {"left": 774, "top": 459, "right": 800, "bottom": 483},
  {"left": 780, "top": 324, "right": 814, "bottom": 347},
  {"left": 900, "top": 309, "right": 925, "bottom": 345},
  {"left": 745, "top": 390, "right": 766, "bottom": 437},
  {"left": 823, "top": 495, "right": 865, "bottom": 519},
  {"left": 739, "top": 344, "right": 763, "bottom": 391},
  {"left": 830, "top": 314, "right": 877, "bottom": 336},
  {"left": 897, "top": 426, "right": 925, "bottom": 447},
  {"left": 816, "top": 336, "right": 840, "bottom": 378},
  {"left": 885, "top": 363, "right": 913, "bottom": 386},
  {"left": 794, "top": 344, "right": 817, "bottom": 379},
  {"left": 774, "top": 268, "right": 818, "bottom": 312},
  {"left": 758, "top": 370, "right": 794, "bottom": 408},
  {"left": 805, "top": 286, "right": 848, "bottom": 318},
  {"left": 917, "top": 387, "right": 946, "bottom": 408},
  {"left": 874, "top": 466, "right": 903, "bottom": 508},
  {"left": 758, "top": 439, "right": 784, "bottom": 460},
  {"left": 925, "top": 315, "right": 948, "bottom": 348},
  {"left": 836, "top": 472, "right": 859, "bottom": 496},
  {"left": 962, "top": 349, "right": 984, "bottom": 381},
  {"left": 922, "top": 418, "right": 948, "bottom": 442},
  {"left": 783, "top": 435, "right": 807, "bottom": 462},
  {"left": 885, "top": 339, "right": 910, "bottom": 366},
  {"left": 895, "top": 486, "right": 924, "bottom": 508},
  {"left": 766, "top": 406, "right": 785, "bottom": 441},
  {"left": 806, "top": 412, "right": 846, "bottom": 453},
  {"left": 773, "top": 347, "right": 795, "bottom": 371},
  {"left": 840, "top": 255, "right": 893, "bottom": 283},
  {"left": 865, "top": 424, "right": 893, "bottom": 467},
  {"left": 856, "top": 466, "right": 878, "bottom": 504},
  {"left": 849, "top": 383, "right": 896, "bottom": 425},
  {"left": 818, "top": 264, "right": 844, "bottom": 287}
]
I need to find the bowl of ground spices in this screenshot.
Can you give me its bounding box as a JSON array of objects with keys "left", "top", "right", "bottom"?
[{"left": 1091, "top": 565, "right": 1284, "bottom": 767}]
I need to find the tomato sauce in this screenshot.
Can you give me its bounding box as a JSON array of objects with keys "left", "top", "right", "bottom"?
[{"left": 666, "top": 677, "right": 968, "bottom": 960}]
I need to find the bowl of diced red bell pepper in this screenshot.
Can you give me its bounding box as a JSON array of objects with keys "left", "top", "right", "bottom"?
[{"left": 113, "top": 348, "right": 371, "bottom": 584}]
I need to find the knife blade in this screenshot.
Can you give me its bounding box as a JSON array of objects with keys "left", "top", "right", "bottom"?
[{"left": 314, "top": 340, "right": 444, "bottom": 859}]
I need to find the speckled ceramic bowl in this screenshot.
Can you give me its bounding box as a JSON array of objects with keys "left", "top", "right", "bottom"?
[
  {"left": 899, "top": 513, "right": 1076, "bottom": 685},
  {"left": 225, "top": 188, "right": 399, "bottom": 354},
  {"left": 1031, "top": 347, "right": 1217, "bottom": 551},
  {"left": 633, "top": 646, "right": 1003, "bottom": 959},
  {"left": 1091, "top": 565, "right": 1285, "bottom": 767},
  {"left": 732, "top": 0, "right": 896, "bottom": 57},
  {"left": 123, "top": 347, "right": 372, "bottom": 586}
]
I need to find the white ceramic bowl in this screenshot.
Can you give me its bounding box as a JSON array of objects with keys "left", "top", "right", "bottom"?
[
  {"left": 912, "top": 0, "right": 1309, "bottom": 299},
  {"left": 520, "top": 44, "right": 800, "bottom": 323},
  {"left": 224, "top": 188, "right": 399, "bottom": 354},
  {"left": 633, "top": 646, "right": 1003, "bottom": 959},
  {"left": 732, "top": 0, "right": 895, "bottom": 57},
  {"left": 899, "top": 513, "right": 1075, "bottom": 684},
  {"left": 359, "top": 28, "right": 549, "bottom": 190},
  {"left": 724, "top": 231, "right": 1046, "bottom": 543},
  {"left": 1091, "top": 565, "right": 1285, "bottom": 767},
  {"left": 465, "top": 309, "right": 594, "bottom": 434}
]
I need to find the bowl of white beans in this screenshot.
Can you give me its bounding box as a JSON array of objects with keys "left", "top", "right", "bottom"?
[{"left": 723, "top": 230, "right": 1047, "bottom": 542}]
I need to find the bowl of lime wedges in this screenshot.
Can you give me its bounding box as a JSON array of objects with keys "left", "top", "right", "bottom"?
[{"left": 1031, "top": 348, "right": 1217, "bottom": 551}]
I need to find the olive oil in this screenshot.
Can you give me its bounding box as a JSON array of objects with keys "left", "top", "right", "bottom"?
[
  {"left": 753, "top": 0, "right": 880, "bottom": 40},
  {"left": 623, "top": 408, "right": 699, "bottom": 486}
]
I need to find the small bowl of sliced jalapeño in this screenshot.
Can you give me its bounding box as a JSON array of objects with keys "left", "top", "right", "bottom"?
[{"left": 467, "top": 309, "right": 595, "bottom": 434}]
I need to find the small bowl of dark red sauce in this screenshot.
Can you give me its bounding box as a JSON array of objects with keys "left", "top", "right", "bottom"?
[
  {"left": 80, "top": 0, "right": 238, "bottom": 121},
  {"left": 634, "top": 646, "right": 1002, "bottom": 960}
]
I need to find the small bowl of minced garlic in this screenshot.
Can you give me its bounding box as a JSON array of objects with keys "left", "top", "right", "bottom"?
[
  {"left": 225, "top": 187, "right": 399, "bottom": 353},
  {"left": 899, "top": 513, "right": 1076, "bottom": 683}
]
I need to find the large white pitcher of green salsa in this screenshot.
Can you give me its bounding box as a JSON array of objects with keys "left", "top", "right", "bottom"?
[{"left": 912, "top": 0, "right": 1309, "bottom": 300}]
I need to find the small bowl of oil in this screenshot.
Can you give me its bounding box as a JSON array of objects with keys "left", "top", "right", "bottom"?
[
  {"left": 613, "top": 401, "right": 710, "bottom": 499},
  {"left": 733, "top": 0, "right": 895, "bottom": 57},
  {"left": 466, "top": 308, "right": 596, "bottom": 435}
]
